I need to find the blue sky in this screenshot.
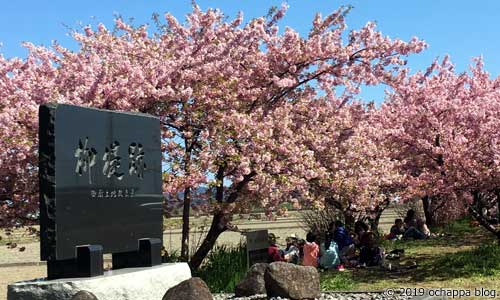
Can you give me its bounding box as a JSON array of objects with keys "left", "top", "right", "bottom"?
[{"left": 1, "top": 1, "right": 499, "bottom": 103}]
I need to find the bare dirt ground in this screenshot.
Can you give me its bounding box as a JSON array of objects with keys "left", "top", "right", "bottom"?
[
  {"left": 0, "top": 266, "right": 45, "bottom": 299},
  {"left": 0, "top": 209, "right": 398, "bottom": 300}
]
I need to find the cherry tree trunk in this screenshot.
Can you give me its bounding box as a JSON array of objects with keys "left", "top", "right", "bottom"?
[
  {"left": 189, "top": 210, "right": 228, "bottom": 270},
  {"left": 471, "top": 209, "right": 500, "bottom": 246},
  {"left": 180, "top": 140, "right": 194, "bottom": 261},
  {"left": 421, "top": 196, "right": 436, "bottom": 226},
  {"left": 180, "top": 186, "right": 191, "bottom": 261},
  {"left": 496, "top": 191, "right": 500, "bottom": 246},
  {"left": 497, "top": 193, "right": 500, "bottom": 226},
  {"left": 369, "top": 216, "right": 379, "bottom": 233},
  {"left": 370, "top": 200, "right": 390, "bottom": 233}
]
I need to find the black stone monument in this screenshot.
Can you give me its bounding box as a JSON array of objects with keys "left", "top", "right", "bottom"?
[{"left": 39, "top": 103, "right": 163, "bottom": 279}]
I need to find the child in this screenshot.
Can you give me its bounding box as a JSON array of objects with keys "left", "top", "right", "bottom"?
[
  {"left": 353, "top": 220, "right": 369, "bottom": 247},
  {"left": 354, "top": 220, "right": 369, "bottom": 237},
  {"left": 283, "top": 235, "right": 300, "bottom": 264},
  {"left": 267, "top": 233, "right": 285, "bottom": 263},
  {"left": 297, "top": 238, "right": 306, "bottom": 265},
  {"left": 334, "top": 221, "right": 356, "bottom": 267},
  {"left": 302, "top": 232, "right": 319, "bottom": 267},
  {"left": 386, "top": 219, "right": 405, "bottom": 240},
  {"left": 359, "top": 232, "right": 385, "bottom": 267},
  {"left": 319, "top": 223, "right": 340, "bottom": 269}
]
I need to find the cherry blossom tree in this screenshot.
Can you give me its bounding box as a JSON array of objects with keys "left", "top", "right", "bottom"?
[
  {"left": 0, "top": 4, "right": 426, "bottom": 267},
  {"left": 286, "top": 98, "right": 405, "bottom": 230},
  {"left": 445, "top": 59, "right": 500, "bottom": 242},
  {"left": 381, "top": 57, "right": 500, "bottom": 241},
  {"left": 379, "top": 57, "right": 468, "bottom": 225}
]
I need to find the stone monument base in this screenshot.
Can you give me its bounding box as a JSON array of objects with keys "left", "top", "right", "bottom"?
[{"left": 7, "top": 263, "right": 191, "bottom": 300}]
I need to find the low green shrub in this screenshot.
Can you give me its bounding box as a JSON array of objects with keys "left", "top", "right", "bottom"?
[
  {"left": 161, "top": 247, "right": 181, "bottom": 263},
  {"left": 194, "top": 243, "right": 248, "bottom": 293}
]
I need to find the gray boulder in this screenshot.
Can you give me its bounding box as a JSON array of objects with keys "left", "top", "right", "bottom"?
[
  {"left": 264, "top": 262, "right": 320, "bottom": 300},
  {"left": 162, "top": 277, "right": 213, "bottom": 300},
  {"left": 235, "top": 263, "right": 269, "bottom": 296},
  {"left": 71, "top": 290, "right": 98, "bottom": 300}
]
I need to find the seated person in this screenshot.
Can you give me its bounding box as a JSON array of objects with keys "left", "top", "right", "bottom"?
[
  {"left": 283, "top": 234, "right": 300, "bottom": 264},
  {"left": 296, "top": 238, "right": 306, "bottom": 265},
  {"left": 302, "top": 232, "right": 319, "bottom": 267},
  {"left": 353, "top": 220, "right": 369, "bottom": 246},
  {"left": 319, "top": 226, "right": 340, "bottom": 269},
  {"left": 354, "top": 220, "right": 369, "bottom": 236},
  {"left": 417, "top": 218, "right": 431, "bottom": 237},
  {"left": 333, "top": 220, "right": 356, "bottom": 266},
  {"left": 324, "top": 221, "right": 335, "bottom": 243},
  {"left": 267, "top": 233, "right": 285, "bottom": 262},
  {"left": 403, "top": 222, "right": 428, "bottom": 240},
  {"left": 402, "top": 209, "right": 428, "bottom": 240},
  {"left": 404, "top": 209, "right": 418, "bottom": 229},
  {"left": 359, "top": 232, "right": 385, "bottom": 267},
  {"left": 386, "top": 218, "right": 406, "bottom": 240}
]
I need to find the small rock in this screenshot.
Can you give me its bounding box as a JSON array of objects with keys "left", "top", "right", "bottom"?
[
  {"left": 235, "top": 263, "right": 269, "bottom": 297},
  {"left": 265, "top": 262, "right": 320, "bottom": 300},
  {"left": 162, "top": 277, "right": 213, "bottom": 300},
  {"left": 71, "top": 290, "right": 98, "bottom": 300}
]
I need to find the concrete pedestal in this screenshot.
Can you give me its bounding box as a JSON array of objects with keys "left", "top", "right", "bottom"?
[{"left": 7, "top": 263, "right": 191, "bottom": 300}]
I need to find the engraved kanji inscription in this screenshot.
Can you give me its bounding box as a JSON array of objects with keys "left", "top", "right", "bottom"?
[
  {"left": 102, "top": 141, "right": 124, "bottom": 180},
  {"left": 129, "top": 143, "right": 147, "bottom": 179},
  {"left": 74, "top": 137, "right": 98, "bottom": 184}
]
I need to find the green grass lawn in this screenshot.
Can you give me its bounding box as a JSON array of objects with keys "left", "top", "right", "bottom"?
[{"left": 320, "top": 219, "right": 500, "bottom": 291}]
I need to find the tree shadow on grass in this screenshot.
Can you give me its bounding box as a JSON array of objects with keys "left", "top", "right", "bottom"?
[
  {"left": 321, "top": 238, "right": 499, "bottom": 291},
  {"left": 348, "top": 242, "right": 500, "bottom": 286},
  {"left": 410, "top": 242, "right": 500, "bottom": 281}
]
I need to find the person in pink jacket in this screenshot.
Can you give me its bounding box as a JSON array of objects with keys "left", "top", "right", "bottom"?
[{"left": 302, "top": 232, "right": 319, "bottom": 267}]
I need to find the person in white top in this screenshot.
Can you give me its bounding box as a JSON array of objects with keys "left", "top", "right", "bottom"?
[{"left": 283, "top": 234, "right": 300, "bottom": 264}]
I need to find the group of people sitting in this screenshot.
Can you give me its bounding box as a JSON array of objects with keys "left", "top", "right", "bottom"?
[
  {"left": 267, "top": 220, "right": 385, "bottom": 270},
  {"left": 267, "top": 209, "right": 431, "bottom": 271},
  {"left": 385, "top": 209, "right": 432, "bottom": 240}
]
